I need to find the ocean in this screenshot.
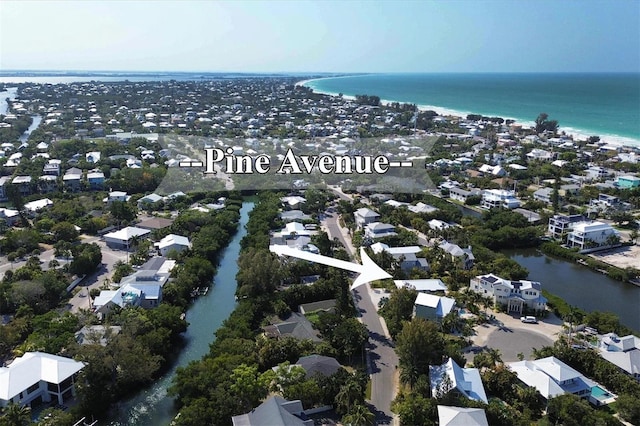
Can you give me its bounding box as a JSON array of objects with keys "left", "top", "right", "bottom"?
[{"left": 303, "top": 73, "right": 640, "bottom": 147}]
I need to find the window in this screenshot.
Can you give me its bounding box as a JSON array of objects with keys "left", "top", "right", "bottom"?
[{"left": 27, "top": 383, "right": 40, "bottom": 394}]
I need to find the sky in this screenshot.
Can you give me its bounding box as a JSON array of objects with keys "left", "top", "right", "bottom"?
[{"left": 0, "top": 0, "right": 639, "bottom": 73}]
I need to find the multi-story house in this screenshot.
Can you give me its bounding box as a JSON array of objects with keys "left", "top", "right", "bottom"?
[
  {"left": 548, "top": 214, "right": 586, "bottom": 239},
  {"left": 87, "top": 169, "right": 105, "bottom": 190},
  {"left": 63, "top": 167, "right": 83, "bottom": 192},
  {"left": 354, "top": 207, "right": 380, "bottom": 229},
  {"left": 470, "top": 273, "right": 547, "bottom": 314},
  {"left": 566, "top": 221, "right": 620, "bottom": 252},
  {"left": 481, "top": 189, "right": 520, "bottom": 210}
]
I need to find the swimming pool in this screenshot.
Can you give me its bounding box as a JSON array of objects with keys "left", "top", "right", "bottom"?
[{"left": 591, "top": 386, "right": 613, "bottom": 399}]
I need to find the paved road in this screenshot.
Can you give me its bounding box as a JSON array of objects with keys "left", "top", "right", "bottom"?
[
  {"left": 353, "top": 284, "right": 399, "bottom": 424},
  {"left": 321, "top": 207, "right": 398, "bottom": 424}
]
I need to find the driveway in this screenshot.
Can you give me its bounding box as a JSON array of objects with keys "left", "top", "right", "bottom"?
[{"left": 468, "top": 309, "right": 564, "bottom": 362}]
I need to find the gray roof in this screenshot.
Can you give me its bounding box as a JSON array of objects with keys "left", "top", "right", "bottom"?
[
  {"left": 232, "top": 396, "right": 312, "bottom": 426},
  {"left": 296, "top": 354, "right": 342, "bottom": 378},
  {"left": 269, "top": 313, "right": 322, "bottom": 343}
]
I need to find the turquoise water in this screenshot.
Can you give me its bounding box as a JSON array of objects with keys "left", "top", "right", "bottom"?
[
  {"left": 304, "top": 73, "right": 640, "bottom": 146},
  {"left": 591, "top": 386, "right": 612, "bottom": 398}
]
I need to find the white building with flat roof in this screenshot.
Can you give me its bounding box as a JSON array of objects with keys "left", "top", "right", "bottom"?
[
  {"left": 481, "top": 189, "right": 520, "bottom": 209},
  {"left": 470, "top": 273, "right": 547, "bottom": 314},
  {"left": 566, "top": 221, "right": 619, "bottom": 252}
]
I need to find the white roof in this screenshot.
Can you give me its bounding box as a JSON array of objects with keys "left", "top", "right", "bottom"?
[
  {"left": 355, "top": 207, "right": 379, "bottom": 218},
  {"left": 0, "top": 352, "right": 85, "bottom": 401},
  {"left": 507, "top": 360, "right": 566, "bottom": 399},
  {"left": 415, "top": 293, "right": 456, "bottom": 317},
  {"left": 430, "top": 358, "right": 487, "bottom": 403},
  {"left": 157, "top": 234, "right": 191, "bottom": 249},
  {"left": 437, "top": 406, "right": 488, "bottom": 426},
  {"left": 395, "top": 279, "right": 447, "bottom": 292},
  {"left": 104, "top": 226, "right": 150, "bottom": 242},
  {"left": 24, "top": 198, "right": 53, "bottom": 212}
]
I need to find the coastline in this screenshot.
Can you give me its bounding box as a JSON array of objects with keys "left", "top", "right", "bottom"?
[{"left": 298, "top": 75, "right": 640, "bottom": 148}]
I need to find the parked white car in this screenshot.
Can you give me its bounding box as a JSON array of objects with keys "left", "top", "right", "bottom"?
[{"left": 520, "top": 316, "right": 538, "bottom": 324}]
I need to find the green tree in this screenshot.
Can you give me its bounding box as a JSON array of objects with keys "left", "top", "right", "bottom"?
[
  {"left": 51, "top": 221, "right": 79, "bottom": 243},
  {"left": 396, "top": 318, "right": 445, "bottom": 389},
  {"left": 342, "top": 404, "right": 375, "bottom": 426},
  {"left": 617, "top": 393, "right": 640, "bottom": 425},
  {"left": 0, "top": 403, "right": 31, "bottom": 426}
]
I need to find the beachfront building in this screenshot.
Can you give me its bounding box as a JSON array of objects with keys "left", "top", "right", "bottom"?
[
  {"left": 566, "top": 221, "right": 620, "bottom": 252},
  {"left": 616, "top": 175, "right": 640, "bottom": 189},
  {"left": 548, "top": 214, "right": 586, "bottom": 240},
  {"left": 480, "top": 189, "right": 520, "bottom": 210},
  {"left": 430, "top": 358, "right": 488, "bottom": 404},
  {"left": 598, "top": 333, "right": 640, "bottom": 381},
  {"left": 469, "top": 273, "right": 547, "bottom": 314},
  {"left": 0, "top": 352, "right": 85, "bottom": 408}
]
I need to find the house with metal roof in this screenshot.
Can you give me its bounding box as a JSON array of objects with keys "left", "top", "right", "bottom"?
[
  {"left": 437, "top": 406, "right": 488, "bottom": 426},
  {"left": 430, "top": 358, "right": 487, "bottom": 403},
  {"left": 414, "top": 293, "right": 456, "bottom": 322},
  {"left": 232, "top": 396, "right": 313, "bottom": 426},
  {"left": 0, "top": 352, "right": 85, "bottom": 408},
  {"left": 599, "top": 333, "right": 640, "bottom": 381}
]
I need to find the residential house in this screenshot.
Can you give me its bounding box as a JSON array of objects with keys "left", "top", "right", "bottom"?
[
  {"left": 42, "top": 160, "right": 61, "bottom": 176},
  {"left": 364, "top": 222, "right": 397, "bottom": 240},
  {"left": 137, "top": 193, "right": 164, "bottom": 209},
  {"left": 105, "top": 191, "right": 131, "bottom": 204},
  {"left": 481, "top": 189, "right": 520, "bottom": 210},
  {"left": 75, "top": 325, "right": 122, "bottom": 346},
  {"left": 437, "top": 406, "right": 488, "bottom": 426},
  {"left": 279, "top": 210, "right": 311, "bottom": 223},
  {"left": 370, "top": 242, "right": 429, "bottom": 272},
  {"left": 589, "top": 194, "right": 629, "bottom": 212},
  {"left": 263, "top": 313, "right": 321, "bottom": 343},
  {"left": 414, "top": 293, "right": 456, "bottom": 322},
  {"left": 231, "top": 396, "right": 313, "bottom": 426},
  {"left": 430, "top": 358, "right": 488, "bottom": 403},
  {"left": 407, "top": 202, "right": 438, "bottom": 214},
  {"left": 566, "top": 221, "right": 620, "bottom": 252},
  {"left": 281, "top": 195, "right": 306, "bottom": 210},
  {"left": 103, "top": 226, "right": 151, "bottom": 250},
  {"left": 394, "top": 279, "right": 447, "bottom": 293},
  {"left": 469, "top": 273, "right": 547, "bottom": 314},
  {"left": 585, "top": 166, "right": 610, "bottom": 181},
  {"left": 63, "top": 167, "right": 83, "bottom": 192},
  {"left": 39, "top": 175, "right": 58, "bottom": 193},
  {"left": 548, "top": 214, "right": 586, "bottom": 239},
  {"left": 508, "top": 356, "right": 598, "bottom": 402},
  {"left": 533, "top": 187, "right": 554, "bottom": 205},
  {"left": 294, "top": 355, "right": 342, "bottom": 379},
  {"left": 86, "top": 169, "right": 105, "bottom": 189},
  {"left": 0, "top": 176, "right": 10, "bottom": 201},
  {"left": 12, "top": 176, "right": 32, "bottom": 196},
  {"left": 599, "top": 333, "right": 640, "bottom": 381},
  {"left": 24, "top": 198, "right": 53, "bottom": 216},
  {"left": 136, "top": 217, "right": 174, "bottom": 231},
  {"left": 616, "top": 175, "right": 640, "bottom": 189},
  {"left": 0, "top": 352, "right": 85, "bottom": 408},
  {"left": 354, "top": 207, "right": 380, "bottom": 229},
  {"left": 155, "top": 234, "right": 191, "bottom": 256},
  {"left": 298, "top": 299, "right": 336, "bottom": 315},
  {"left": 449, "top": 187, "right": 482, "bottom": 204},
  {"left": 0, "top": 208, "right": 20, "bottom": 227},
  {"left": 93, "top": 282, "right": 163, "bottom": 315},
  {"left": 439, "top": 241, "right": 475, "bottom": 269}
]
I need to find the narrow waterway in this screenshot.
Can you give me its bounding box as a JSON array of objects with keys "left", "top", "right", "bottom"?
[
  {"left": 0, "top": 87, "right": 17, "bottom": 115},
  {"left": 20, "top": 115, "right": 42, "bottom": 142},
  {"left": 506, "top": 248, "right": 640, "bottom": 331},
  {"left": 107, "top": 201, "right": 254, "bottom": 425}
]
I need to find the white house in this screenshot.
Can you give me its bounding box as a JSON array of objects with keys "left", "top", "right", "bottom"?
[
  {"left": 105, "top": 191, "right": 131, "bottom": 204},
  {"left": 481, "top": 189, "right": 520, "bottom": 210},
  {"left": 394, "top": 279, "right": 447, "bottom": 293},
  {"left": 437, "top": 406, "right": 488, "bottom": 426},
  {"left": 93, "top": 282, "right": 163, "bottom": 314},
  {"left": 439, "top": 241, "right": 475, "bottom": 269},
  {"left": 414, "top": 293, "right": 456, "bottom": 322},
  {"left": 566, "top": 221, "right": 620, "bottom": 252},
  {"left": 24, "top": 198, "right": 53, "bottom": 216},
  {"left": 430, "top": 358, "right": 487, "bottom": 403},
  {"left": 0, "top": 352, "right": 85, "bottom": 408},
  {"left": 548, "top": 214, "right": 586, "bottom": 239},
  {"left": 507, "top": 357, "right": 602, "bottom": 403},
  {"left": 599, "top": 333, "right": 640, "bottom": 381},
  {"left": 103, "top": 226, "right": 151, "bottom": 250},
  {"left": 469, "top": 273, "right": 547, "bottom": 314},
  {"left": 156, "top": 234, "right": 191, "bottom": 256}
]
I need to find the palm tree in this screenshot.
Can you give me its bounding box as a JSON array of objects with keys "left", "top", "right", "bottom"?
[
  {"left": 399, "top": 363, "right": 419, "bottom": 390},
  {"left": 342, "top": 404, "right": 375, "bottom": 426},
  {"left": 335, "top": 378, "right": 362, "bottom": 415},
  {"left": 0, "top": 403, "right": 31, "bottom": 426},
  {"left": 486, "top": 348, "right": 503, "bottom": 366}
]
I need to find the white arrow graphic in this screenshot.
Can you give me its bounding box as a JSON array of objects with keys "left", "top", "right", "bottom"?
[{"left": 269, "top": 245, "right": 392, "bottom": 290}]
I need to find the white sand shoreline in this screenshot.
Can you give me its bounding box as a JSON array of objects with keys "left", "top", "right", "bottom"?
[{"left": 297, "top": 77, "right": 640, "bottom": 148}]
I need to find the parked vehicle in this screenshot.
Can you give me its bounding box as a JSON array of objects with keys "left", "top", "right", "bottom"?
[{"left": 520, "top": 316, "right": 538, "bottom": 323}]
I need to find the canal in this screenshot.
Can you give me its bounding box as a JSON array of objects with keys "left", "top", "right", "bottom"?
[
  {"left": 107, "top": 200, "right": 254, "bottom": 425},
  {"left": 506, "top": 248, "right": 640, "bottom": 331}
]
